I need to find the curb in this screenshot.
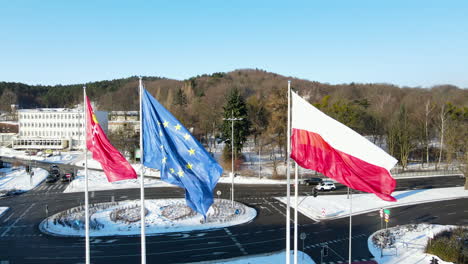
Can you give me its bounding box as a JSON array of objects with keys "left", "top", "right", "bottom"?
[
  {"left": 277, "top": 194, "right": 468, "bottom": 222},
  {"left": 0, "top": 207, "right": 10, "bottom": 218}
]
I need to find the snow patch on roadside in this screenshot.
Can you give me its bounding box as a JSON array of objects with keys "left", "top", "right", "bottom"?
[
  {"left": 63, "top": 169, "right": 172, "bottom": 193},
  {"left": 0, "top": 167, "right": 48, "bottom": 193},
  {"left": 276, "top": 187, "right": 468, "bottom": 221},
  {"left": 368, "top": 224, "right": 454, "bottom": 264},
  {"left": 0, "top": 207, "right": 9, "bottom": 218}
]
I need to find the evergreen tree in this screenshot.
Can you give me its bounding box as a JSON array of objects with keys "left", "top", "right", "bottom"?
[{"left": 221, "top": 88, "right": 251, "bottom": 159}]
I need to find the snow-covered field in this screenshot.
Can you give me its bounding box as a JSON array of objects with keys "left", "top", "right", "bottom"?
[
  {"left": 0, "top": 146, "right": 81, "bottom": 164},
  {"left": 277, "top": 187, "right": 468, "bottom": 221},
  {"left": 41, "top": 199, "right": 256, "bottom": 237},
  {"left": 0, "top": 207, "right": 9, "bottom": 218},
  {"left": 0, "top": 167, "right": 48, "bottom": 193},
  {"left": 190, "top": 250, "right": 315, "bottom": 264},
  {"left": 368, "top": 224, "right": 454, "bottom": 264},
  {"left": 63, "top": 169, "right": 172, "bottom": 193}
]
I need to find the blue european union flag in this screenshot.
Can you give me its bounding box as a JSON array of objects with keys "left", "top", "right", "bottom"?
[{"left": 141, "top": 88, "right": 223, "bottom": 216}]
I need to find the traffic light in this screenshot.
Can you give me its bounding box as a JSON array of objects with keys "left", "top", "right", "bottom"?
[
  {"left": 322, "top": 245, "right": 328, "bottom": 256},
  {"left": 313, "top": 188, "right": 318, "bottom": 197}
]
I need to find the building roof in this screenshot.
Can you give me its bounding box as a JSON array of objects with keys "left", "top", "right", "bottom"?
[{"left": 17, "top": 108, "right": 82, "bottom": 113}]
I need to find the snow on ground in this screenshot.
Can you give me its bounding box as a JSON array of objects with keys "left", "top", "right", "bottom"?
[
  {"left": 0, "top": 167, "right": 48, "bottom": 193},
  {"left": 189, "top": 250, "right": 315, "bottom": 264},
  {"left": 218, "top": 174, "right": 288, "bottom": 184},
  {"left": 41, "top": 199, "right": 257, "bottom": 237},
  {"left": 0, "top": 207, "right": 9, "bottom": 218},
  {"left": 368, "top": 224, "right": 454, "bottom": 264},
  {"left": 63, "top": 169, "right": 172, "bottom": 193},
  {"left": 0, "top": 147, "right": 81, "bottom": 164},
  {"left": 277, "top": 187, "right": 468, "bottom": 221}
]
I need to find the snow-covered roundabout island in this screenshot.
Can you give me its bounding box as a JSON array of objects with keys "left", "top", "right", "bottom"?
[{"left": 40, "top": 199, "right": 256, "bottom": 237}]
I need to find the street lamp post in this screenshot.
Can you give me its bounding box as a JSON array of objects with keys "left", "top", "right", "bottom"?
[{"left": 223, "top": 111, "right": 243, "bottom": 207}]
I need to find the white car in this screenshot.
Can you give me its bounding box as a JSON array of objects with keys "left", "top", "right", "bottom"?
[{"left": 315, "top": 181, "right": 336, "bottom": 191}]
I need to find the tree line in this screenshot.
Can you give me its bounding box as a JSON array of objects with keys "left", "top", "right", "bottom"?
[{"left": 1, "top": 69, "right": 467, "bottom": 172}]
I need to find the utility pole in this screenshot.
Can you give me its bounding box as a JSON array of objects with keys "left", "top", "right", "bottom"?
[
  {"left": 223, "top": 111, "right": 243, "bottom": 207},
  {"left": 258, "top": 138, "right": 261, "bottom": 179}
]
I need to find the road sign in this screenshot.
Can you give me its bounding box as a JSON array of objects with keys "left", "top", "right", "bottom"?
[
  {"left": 322, "top": 245, "right": 329, "bottom": 256},
  {"left": 384, "top": 214, "right": 389, "bottom": 222},
  {"left": 216, "top": 190, "right": 221, "bottom": 196},
  {"left": 384, "top": 209, "right": 390, "bottom": 215},
  {"left": 379, "top": 209, "right": 383, "bottom": 218},
  {"left": 300, "top": 232, "right": 306, "bottom": 240}
]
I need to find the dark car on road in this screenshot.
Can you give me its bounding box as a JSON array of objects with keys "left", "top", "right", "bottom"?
[
  {"left": 61, "top": 172, "right": 75, "bottom": 182},
  {"left": 46, "top": 174, "right": 59, "bottom": 183},
  {"left": 46, "top": 169, "right": 61, "bottom": 183},
  {"left": 303, "top": 177, "right": 323, "bottom": 186}
]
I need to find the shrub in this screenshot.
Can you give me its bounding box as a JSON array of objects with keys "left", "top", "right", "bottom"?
[{"left": 426, "top": 227, "right": 468, "bottom": 264}]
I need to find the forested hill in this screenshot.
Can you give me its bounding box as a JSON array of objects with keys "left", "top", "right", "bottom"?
[
  {"left": 1, "top": 69, "right": 467, "bottom": 136},
  {"left": 2, "top": 69, "right": 467, "bottom": 167},
  {"left": 1, "top": 69, "right": 467, "bottom": 111}
]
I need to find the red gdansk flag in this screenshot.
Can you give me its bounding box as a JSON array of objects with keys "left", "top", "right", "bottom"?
[
  {"left": 290, "top": 91, "right": 398, "bottom": 201},
  {"left": 86, "top": 96, "right": 137, "bottom": 182}
]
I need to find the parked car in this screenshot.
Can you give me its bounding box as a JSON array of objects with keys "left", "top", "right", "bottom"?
[
  {"left": 303, "top": 177, "right": 323, "bottom": 186},
  {"left": 61, "top": 173, "right": 75, "bottom": 182},
  {"left": 315, "top": 181, "right": 336, "bottom": 191}
]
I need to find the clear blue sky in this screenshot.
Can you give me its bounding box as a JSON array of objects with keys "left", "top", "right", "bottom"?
[{"left": 1, "top": 0, "right": 467, "bottom": 88}]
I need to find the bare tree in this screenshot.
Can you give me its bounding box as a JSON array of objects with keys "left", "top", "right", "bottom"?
[
  {"left": 437, "top": 104, "right": 448, "bottom": 169},
  {"left": 424, "top": 100, "right": 434, "bottom": 164},
  {"left": 0, "top": 89, "right": 17, "bottom": 112}
]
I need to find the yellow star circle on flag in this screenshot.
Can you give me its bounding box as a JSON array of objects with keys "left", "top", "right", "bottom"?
[{"left": 175, "top": 124, "right": 181, "bottom": 130}]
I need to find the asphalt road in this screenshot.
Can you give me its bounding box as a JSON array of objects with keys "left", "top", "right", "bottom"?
[{"left": 0, "top": 157, "right": 466, "bottom": 264}]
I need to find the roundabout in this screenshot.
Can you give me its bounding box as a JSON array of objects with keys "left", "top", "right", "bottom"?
[{"left": 39, "top": 198, "right": 257, "bottom": 237}]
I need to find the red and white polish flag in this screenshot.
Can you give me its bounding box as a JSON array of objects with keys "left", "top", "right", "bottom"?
[{"left": 290, "top": 91, "right": 398, "bottom": 201}]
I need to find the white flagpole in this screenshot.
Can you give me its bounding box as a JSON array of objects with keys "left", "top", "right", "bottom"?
[
  {"left": 286, "top": 80, "right": 291, "bottom": 264},
  {"left": 348, "top": 187, "right": 352, "bottom": 264},
  {"left": 83, "top": 86, "right": 90, "bottom": 264},
  {"left": 294, "top": 162, "right": 298, "bottom": 264},
  {"left": 139, "top": 77, "right": 147, "bottom": 264}
]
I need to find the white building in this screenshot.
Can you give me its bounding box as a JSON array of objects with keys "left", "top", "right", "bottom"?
[
  {"left": 108, "top": 111, "right": 140, "bottom": 134},
  {"left": 12, "top": 108, "right": 107, "bottom": 150}
]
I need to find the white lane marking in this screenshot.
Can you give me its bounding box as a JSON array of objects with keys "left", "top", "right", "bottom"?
[
  {"left": 224, "top": 228, "right": 247, "bottom": 255},
  {"left": 2, "top": 211, "right": 14, "bottom": 223},
  {"left": 448, "top": 212, "right": 456, "bottom": 215},
  {"left": 1, "top": 203, "right": 35, "bottom": 237},
  {"left": 263, "top": 198, "right": 294, "bottom": 223}
]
